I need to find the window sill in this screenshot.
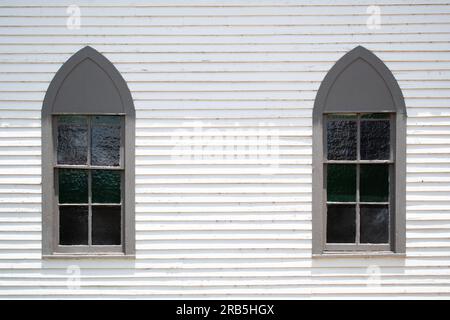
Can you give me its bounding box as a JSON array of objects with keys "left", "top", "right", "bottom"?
[
  {"left": 42, "top": 253, "right": 135, "bottom": 260},
  {"left": 313, "top": 251, "right": 406, "bottom": 258}
]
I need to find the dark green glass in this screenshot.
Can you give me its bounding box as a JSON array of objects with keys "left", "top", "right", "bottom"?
[
  {"left": 327, "top": 114, "right": 357, "bottom": 120},
  {"left": 361, "top": 113, "right": 390, "bottom": 119},
  {"left": 327, "top": 164, "right": 356, "bottom": 202},
  {"left": 92, "top": 115, "right": 121, "bottom": 126},
  {"left": 58, "top": 169, "right": 88, "bottom": 204},
  {"left": 360, "top": 165, "right": 389, "bottom": 202},
  {"left": 92, "top": 170, "right": 121, "bottom": 204}
]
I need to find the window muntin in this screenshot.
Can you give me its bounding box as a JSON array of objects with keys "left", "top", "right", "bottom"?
[
  {"left": 324, "top": 113, "right": 393, "bottom": 250},
  {"left": 55, "top": 115, "right": 123, "bottom": 249}
]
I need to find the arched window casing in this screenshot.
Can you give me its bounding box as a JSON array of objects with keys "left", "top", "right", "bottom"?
[
  {"left": 312, "top": 46, "right": 406, "bottom": 254},
  {"left": 42, "top": 46, "right": 135, "bottom": 257}
]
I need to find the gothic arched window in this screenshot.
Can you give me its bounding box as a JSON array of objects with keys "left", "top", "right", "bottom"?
[
  {"left": 312, "top": 46, "right": 406, "bottom": 254},
  {"left": 42, "top": 46, "right": 135, "bottom": 257}
]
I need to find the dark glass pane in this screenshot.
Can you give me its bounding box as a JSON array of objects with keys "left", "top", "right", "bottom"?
[
  {"left": 58, "top": 169, "right": 88, "bottom": 204},
  {"left": 360, "top": 120, "right": 390, "bottom": 160},
  {"left": 92, "top": 206, "right": 121, "bottom": 245},
  {"left": 327, "top": 164, "right": 356, "bottom": 202},
  {"left": 91, "top": 116, "right": 121, "bottom": 166},
  {"left": 57, "top": 116, "right": 88, "bottom": 165},
  {"left": 92, "top": 170, "right": 121, "bottom": 204},
  {"left": 327, "top": 119, "right": 357, "bottom": 160},
  {"left": 361, "top": 113, "right": 390, "bottom": 119},
  {"left": 360, "top": 205, "right": 389, "bottom": 243},
  {"left": 92, "top": 115, "right": 121, "bottom": 125},
  {"left": 327, "top": 114, "right": 357, "bottom": 120},
  {"left": 326, "top": 204, "right": 356, "bottom": 243},
  {"left": 360, "top": 165, "right": 389, "bottom": 202},
  {"left": 59, "top": 206, "right": 88, "bottom": 245}
]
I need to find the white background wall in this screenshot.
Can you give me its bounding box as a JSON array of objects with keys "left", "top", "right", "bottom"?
[{"left": 0, "top": 0, "right": 450, "bottom": 298}]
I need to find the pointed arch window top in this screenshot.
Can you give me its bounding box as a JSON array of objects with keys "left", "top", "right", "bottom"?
[
  {"left": 43, "top": 46, "right": 134, "bottom": 115},
  {"left": 314, "top": 46, "right": 406, "bottom": 115}
]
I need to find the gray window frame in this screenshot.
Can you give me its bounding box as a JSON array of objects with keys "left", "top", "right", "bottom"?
[
  {"left": 42, "top": 46, "right": 135, "bottom": 258},
  {"left": 312, "top": 46, "right": 407, "bottom": 255}
]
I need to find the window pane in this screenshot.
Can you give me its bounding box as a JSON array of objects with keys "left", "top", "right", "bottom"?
[
  {"left": 92, "top": 170, "right": 121, "bottom": 204},
  {"left": 360, "top": 205, "right": 389, "bottom": 243},
  {"left": 361, "top": 113, "right": 390, "bottom": 119},
  {"left": 327, "top": 119, "right": 357, "bottom": 160},
  {"left": 58, "top": 169, "right": 88, "bottom": 204},
  {"left": 91, "top": 116, "right": 121, "bottom": 166},
  {"left": 57, "top": 116, "right": 88, "bottom": 165},
  {"left": 92, "top": 206, "right": 121, "bottom": 245},
  {"left": 360, "top": 120, "right": 390, "bottom": 160},
  {"left": 59, "top": 206, "right": 88, "bottom": 245},
  {"left": 326, "top": 204, "right": 356, "bottom": 243},
  {"left": 360, "top": 165, "right": 389, "bottom": 202},
  {"left": 327, "top": 164, "right": 356, "bottom": 202}
]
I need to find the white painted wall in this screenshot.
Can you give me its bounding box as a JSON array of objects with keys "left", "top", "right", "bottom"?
[{"left": 0, "top": 0, "right": 450, "bottom": 298}]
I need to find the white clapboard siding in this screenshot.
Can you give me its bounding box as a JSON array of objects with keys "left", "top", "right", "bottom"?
[{"left": 0, "top": 0, "right": 450, "bottom": 298}]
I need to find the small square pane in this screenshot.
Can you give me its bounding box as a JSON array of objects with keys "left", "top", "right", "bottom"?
[
  {"left": 59, "top": 206, "right": 88, "bottom": 245},
  {"left": 92, "top": 170, "right": 121, "bottom": 204},
  {"left": 327, "top": 119, "right": 357, "bottom": 160},
  {"left": 360, "top": 165, "right": 389, "bottom": 202},
  {"left": 91, "top": 116, "right": 121, "bottom": 166},
  {"left": 58, "top": 169, "right": 88, "bottom": 204},
  {"left": 57, "top": 116, "right": 88, "bottom": 165},
  {"left": 360, "top": 205, "right": 389, "bottom": 243},
  {"left": 92, "top": 206, "right": 121, "bottom": 245},
  {"left": 327, "top": 164, "right": 356, "bottom": 202},
  {"left": 360, "top": 120, "right": 390, "bottom": 160},
  {"left": 327, "top": 204, "right": 356, "bottom": 243}
]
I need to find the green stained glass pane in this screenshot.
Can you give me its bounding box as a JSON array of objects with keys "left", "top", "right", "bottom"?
[
  {"left": 327, "top": 114, "right": 357, "bottom": 120},
  {"left": 58, "top": 116, "right": 87, "bottom": 125},
  {"left": 327, "top": 164, "right": 356, "bottom": 202},
  {"left": 58, "top": 169, "right": 88, "bottom": 204},
  {"left": 92, "top": 115, "right": 122, "bottom": 126},
  {"left": 92, "top": 170, "right": 121, "bottom": 204},
  {"left": 361, "top": 113, "right": 390, "bottom": 119},
  {"left": 360, "top": 164, "right": 389, "bottom": 202}
]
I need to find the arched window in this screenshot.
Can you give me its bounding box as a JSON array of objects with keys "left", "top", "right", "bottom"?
[
  {"left": 42, "top": 46, "right": 135, "bottom": 257},
  {"left": 312, "top": 46, "right": 406, "bottom": 254}
]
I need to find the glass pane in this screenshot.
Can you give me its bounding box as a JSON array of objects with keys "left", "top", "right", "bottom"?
[
  {"left": 360, "top": 205, "right": 389, "bottom": 243},
  {"left": 59, "top": 206, "right": 88, "bottom": 245},
  {"left": 58, "top": 169, "right": 88, "bottom": 204},
  {"left": 360, "top": 120, "right": 390, "bottom": 160},
  {"left": 327, "top": 119, "right": 357, "bottom": 160},
  {"left": 57, "top": 116, "right": 88, "bottom": 165},
  {"left": 327, "top": 164, "right": 356, "bottom": 202},
  {"left": 92, "top": 206, "right": 121, "bottom": 245},
  {"left": 92, "top": 115, "right": 121, "bottom": 126},
  {"left": 360, "top": 165, "right": 389, "bottom": 202},
  {"left": 92, "top": 170, "right": 121, "bottom": 204},
  {"left": 327, "top": 114, "right": 357, "bottom": 120},
  {"left": 361, "top": 113, "right": 390, "bottom": 119},
  {"left": 326, "top": 204, "right": 356, "bottom": 243},
  {"left": 91, "top": 116, "right": 121, "bottom": 166}
]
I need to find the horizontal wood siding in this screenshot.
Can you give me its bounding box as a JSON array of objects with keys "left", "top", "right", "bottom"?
[{"left": 0, "top": 0, "right": 449, "bottom": 298}]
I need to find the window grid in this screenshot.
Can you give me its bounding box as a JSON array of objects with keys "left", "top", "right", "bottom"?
[
  {"left": 54, "top": 115, "right": 124, "bottom": 248},
  {"left": 324, "top": 113, "right": 393, "bottom": 248}
]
